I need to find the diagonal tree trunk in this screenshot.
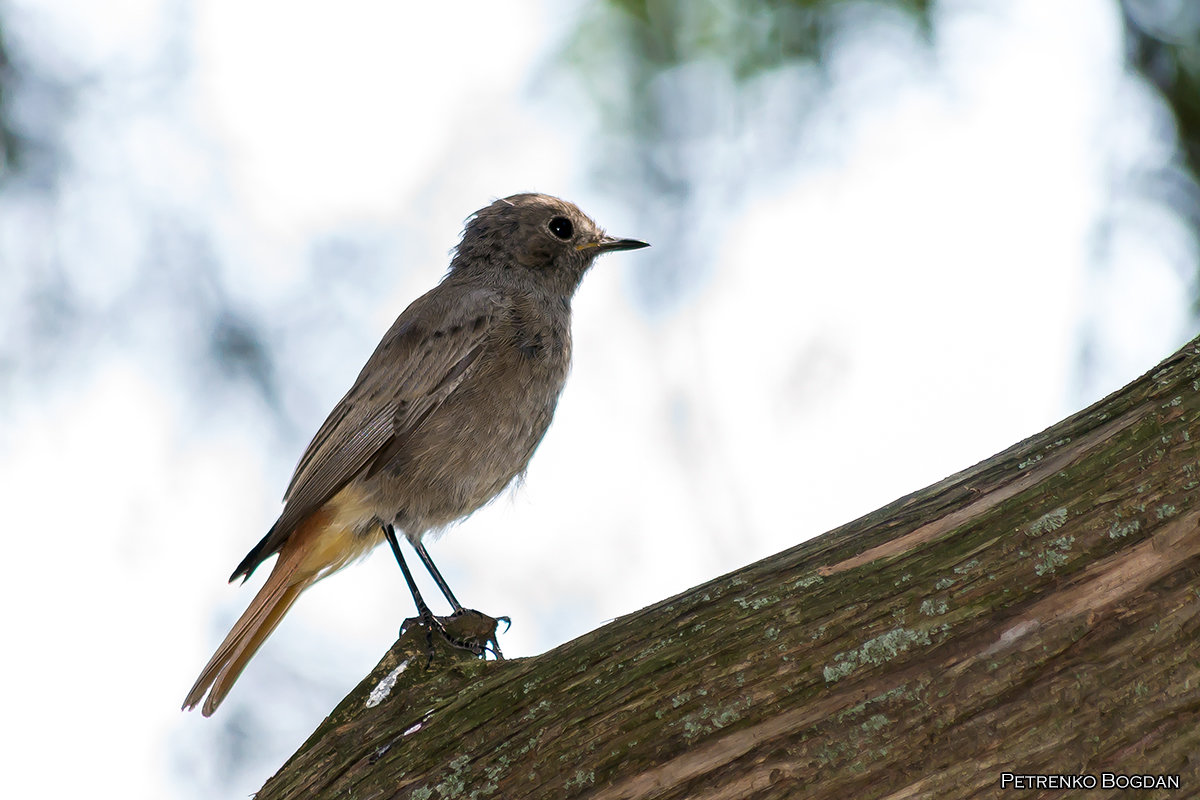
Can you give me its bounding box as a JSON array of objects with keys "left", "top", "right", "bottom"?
[{"left": 256, "top": 336, "right": 1200, "bottom": 800}]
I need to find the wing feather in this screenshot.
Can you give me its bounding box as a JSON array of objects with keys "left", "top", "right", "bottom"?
[{"left": 230, "top": 285, "right": 508, "bottom": 582}]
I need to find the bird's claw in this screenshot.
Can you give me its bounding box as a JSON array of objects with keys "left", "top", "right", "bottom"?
[{"left": 400, "top": 608, "right": 508, "bottom": 664}]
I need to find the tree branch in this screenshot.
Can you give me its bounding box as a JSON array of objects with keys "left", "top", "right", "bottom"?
[{"left": 257, "top": 335, "right": 1200, "bottom": 799}]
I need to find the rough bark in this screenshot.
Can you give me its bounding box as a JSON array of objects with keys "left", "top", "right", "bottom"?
[{"left": 257, "top": 336, "right": 1200, "bottom": 799}]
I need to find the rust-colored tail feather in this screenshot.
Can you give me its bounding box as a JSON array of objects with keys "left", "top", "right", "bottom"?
[
  {"left": 184, "top": 492, "right": 379, "bottom": 716},
  {"left": 182, "top": 565, "right": 312, "bottom": 716},
  {"left": 183, "top": 510, "right": 336, "bottom": 717}
]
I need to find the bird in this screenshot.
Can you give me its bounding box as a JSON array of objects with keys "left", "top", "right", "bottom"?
[{"left": 182, "top": 193, "right": 649, "bottom": 716}]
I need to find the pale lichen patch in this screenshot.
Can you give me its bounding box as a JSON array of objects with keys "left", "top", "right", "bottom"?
[
  {"left": 565, "top": 770, "right": 595, "bottom": 790},
  {"left": 521, "top": 699, "right": 551, "bottom": 722},
  {"left": 1036, "top": 549, "right": 1064, "bottom": 576},
  {"left": 861, "top": 713, "right": 891, "bottom": 732},
  {"left": 824, "top": 626, "right": 933, "bottom": 682},
  {"left": 734, "top": 595, "right": 778, "bottom": 610},
  {"left": 433, "top": 754, "right": 471, "bottom": 797},
  {"left": 1026, "top": 507, "right": 1068, "bottom": 537},
  {"left": 1035, "top": 536, "right": 1074, "bottom": 576},
  {"left": 1109, "top": 519, "right": 1141, "bottom": 539},
  {"left": 953, "top": 559, "right": 980, "bottom": 575},
  {"left": 793, "top": 573, "right": 824, "bottom": 590},
  {"left": 920, "top": 598, "right": 948, "bottom": 616},
  {"left": 678, "top": 696, "right": 752, "bottom": 741}
]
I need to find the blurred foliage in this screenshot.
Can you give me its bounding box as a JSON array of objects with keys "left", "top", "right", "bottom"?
[
  {"left": 1123, "top": 0, "right": 1200, "bottom": 184},
  {"left": 564, "top": 0, "right": 934, "bottom": 140},
  {"left": 2, "top": 0, "right": 1199, "bottom": 413},
  {"left": 559, "top": 0, "right": 935, "bottom": 311},
  {"left": 563, "top": 0, "right": 1200, "bottom": 312},
  {"left": 0, "top": 21, "right": 74, "bottom": 192},
  {"left": 1121, "top": 0, "right": 1200, "bottom": 305},
  {"left": 0, "top": 24, "right": 22, "bottom": 174},
  {"left": 0, "top": 8, "right": 401, "bottom": 438},
  {"left": 599, "top": 0, "right": 932, "bottom": 73},
  {"left": 0, "top": 9, "right": 290, "bottom": 423}
]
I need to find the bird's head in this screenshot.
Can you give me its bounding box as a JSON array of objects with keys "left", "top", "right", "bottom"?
[{"left": 450, "top": 193, "right": 648, "bottom": 295}]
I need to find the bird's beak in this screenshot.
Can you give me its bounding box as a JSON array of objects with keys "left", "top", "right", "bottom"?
[{"left": 578, "top": 236, "right": 650, "bottom": 254}]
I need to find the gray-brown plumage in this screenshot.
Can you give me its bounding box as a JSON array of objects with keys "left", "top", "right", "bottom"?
[{"left": 183, "top": 193, "right": 648, "bottom": 716}]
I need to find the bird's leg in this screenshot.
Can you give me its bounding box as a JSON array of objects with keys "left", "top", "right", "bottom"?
[
  {"left": 382, "top": 524, "right": 483, "bottom": 663},
  {"left": 412, "top": 539, "right": 509, "bottom": 658},
  {"left": 411, "top": 539, "right": 464, "bottom": 613}
]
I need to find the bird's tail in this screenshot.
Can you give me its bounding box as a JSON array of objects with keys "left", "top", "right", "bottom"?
[
  {"left": 183, "top": 509, "right": 339, "bottom": 717},
  {"left": 183, "top": 486, "right": 381, "bottom": 716},
  {"left": 182, "top": 560, "right": 312, "bottom": 717}
]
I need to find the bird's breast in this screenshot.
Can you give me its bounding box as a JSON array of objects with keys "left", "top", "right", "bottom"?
[{"left": 370, "top": 311, "right": 573, "bottom": 533}]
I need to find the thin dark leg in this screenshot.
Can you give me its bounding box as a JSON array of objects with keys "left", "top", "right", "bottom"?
[
  {"left": 382, "top": 524, "right": 483, "bottom": 661},
  {"left": 412, "top": 539, "right": 464, "bottom": 613},
  {"left": 383, "top": 524, "right": 435, "bottom": 620},
  {"left": 413, "top": 540, "right": 510, "bottom": 639}
]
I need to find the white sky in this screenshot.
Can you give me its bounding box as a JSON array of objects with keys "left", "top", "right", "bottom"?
[{"left": 1, "top": 0, "right": 1195, "bottom": 798}]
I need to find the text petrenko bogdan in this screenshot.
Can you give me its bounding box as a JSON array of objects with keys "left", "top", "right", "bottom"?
[{"left": 1001, "top": 773, "right": 1180, "bottom": 790}]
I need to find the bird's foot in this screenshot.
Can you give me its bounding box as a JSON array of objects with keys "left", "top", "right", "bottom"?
[
  {"left": 449, "top": 609, "right": 509, "bottom": 660},
  {"left": 400, "top": 608, "right": 509, "bottom": 664}
]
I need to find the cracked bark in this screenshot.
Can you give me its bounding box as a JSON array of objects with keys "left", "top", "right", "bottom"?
[{"left": 256, "top": 336, "right": 1200, "bottom": 799}]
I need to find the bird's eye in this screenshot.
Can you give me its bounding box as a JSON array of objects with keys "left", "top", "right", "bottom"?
[{"left": 548, "top": 216, "right": 574, "bottom": 240}]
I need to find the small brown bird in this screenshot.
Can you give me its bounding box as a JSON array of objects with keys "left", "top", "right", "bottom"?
[{"left": 183, "top": 194, "right": 648, "bottom": 716}]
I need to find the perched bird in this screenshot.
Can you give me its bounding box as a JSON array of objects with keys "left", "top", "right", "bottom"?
[{"left": 183, "top": 194, "right": 648, "bottom": 716}]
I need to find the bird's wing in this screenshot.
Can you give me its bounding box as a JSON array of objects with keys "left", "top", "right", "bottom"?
[{"left": 230, "top": 286, "right": 509, "bottom": 582}]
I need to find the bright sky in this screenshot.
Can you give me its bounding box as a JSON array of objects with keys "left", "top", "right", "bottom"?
[{"left": 1, "top": 1, "right": 1194, "bottom": 798}]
